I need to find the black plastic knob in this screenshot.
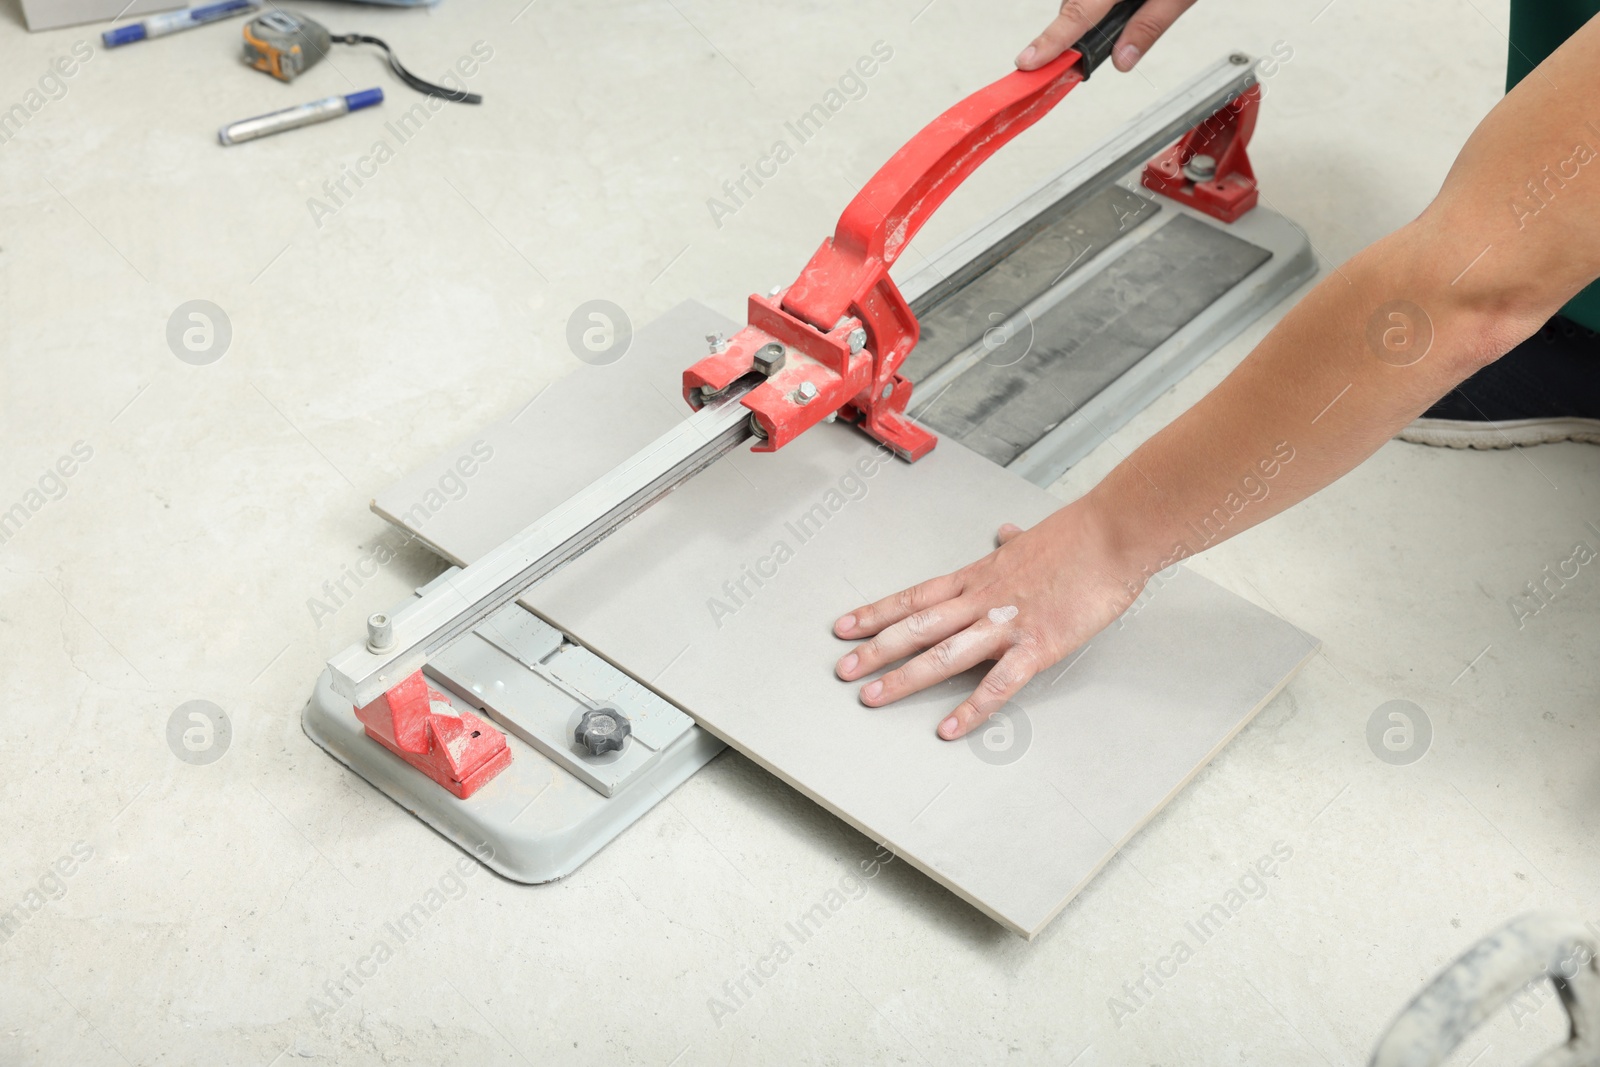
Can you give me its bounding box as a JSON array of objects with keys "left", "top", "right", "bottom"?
[{"left": 575, "top": 706, "right": 630, "bottom": 756}]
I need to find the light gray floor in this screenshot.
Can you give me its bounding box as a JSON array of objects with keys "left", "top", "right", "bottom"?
[{"left": 2, "top": 1, "right": 1595, "bottom": 1065}]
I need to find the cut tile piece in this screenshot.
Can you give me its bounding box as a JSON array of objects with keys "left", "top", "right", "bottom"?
[{"left": 374, "top": 301, "right": 1316, "bottom": 937}]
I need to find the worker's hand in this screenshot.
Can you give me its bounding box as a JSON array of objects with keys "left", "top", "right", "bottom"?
[
  {"left": 833, "top": 502, "right": 1140, "bottom": 740},
  {"left": 1017, "top": 0, "right": 1200, "bottom": 73}
]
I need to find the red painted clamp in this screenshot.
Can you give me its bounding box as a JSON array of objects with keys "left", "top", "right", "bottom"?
[
  {"left": 355, "top": 670, "right": 511, "bottom": 799},
  {"left": 1142, "top": 85, "right": 1262, "bottom": 223}
]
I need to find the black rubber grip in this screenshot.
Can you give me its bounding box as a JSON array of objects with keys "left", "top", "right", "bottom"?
[{"left": 1072, "top": 0, "right": 1147, "bottom": 77}]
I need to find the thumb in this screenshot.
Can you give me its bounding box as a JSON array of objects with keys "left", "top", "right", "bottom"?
[{"left": 995, "top": 523, "right": 1026, "bottom": 546}]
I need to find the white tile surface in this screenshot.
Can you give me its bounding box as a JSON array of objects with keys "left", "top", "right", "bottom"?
[{"left": 2, "top": 0, "right": 1594, "bottom": 1063}]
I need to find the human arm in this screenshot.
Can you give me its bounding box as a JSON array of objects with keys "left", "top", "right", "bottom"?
[{"left": 840, "top": 16, "right": 1600, "bottom": 739}]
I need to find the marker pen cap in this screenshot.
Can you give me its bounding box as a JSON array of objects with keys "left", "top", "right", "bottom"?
[
  {"left": 102, "top": 24, "right": 147, "bottom": 46},
  {"left": 344, "top": 89, "right": 384, "bottom": 111}
]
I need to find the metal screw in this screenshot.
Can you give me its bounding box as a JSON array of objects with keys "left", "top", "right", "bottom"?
[
  {"left": 796, "top": 381, "right": 819, "bottom": 405},
  {"left": 366, "top": 612, "right": 394, "bottom": 653},
  {"left": 705, "top": 333, "right": 726, "bottom": 353},
  {"left": 1183, "top": 153, "right": 1218, "bottom": 183},
  {"left": 881, "top": 382, "right": 894, "bottom": 400},
  {"left": 753, "top": 342, "right": 786, "bottom": 376},
  {"left": 1229, "top": 52, "right": 1251, "bottom": 66},
  {"left": 847, "top": 327, "right": 867, "bottom": 354}
]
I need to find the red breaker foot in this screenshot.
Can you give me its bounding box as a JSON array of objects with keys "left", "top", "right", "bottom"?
[{"left": 354, "top": 670, "right": 511, "bottom": 799}]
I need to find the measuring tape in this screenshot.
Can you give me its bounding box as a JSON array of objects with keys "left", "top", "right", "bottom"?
[{"left": 242, "top": 10, "right": 482, "bottom": 104}]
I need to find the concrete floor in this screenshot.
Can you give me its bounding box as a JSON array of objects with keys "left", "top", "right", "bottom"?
[{"left": 2, "top": 0, "right": 1596, "bottom": 1063}]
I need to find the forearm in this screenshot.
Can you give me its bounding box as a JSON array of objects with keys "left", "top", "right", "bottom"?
[
  {"left": 1087, "top": 221, "right": 1524, "bottom": 581},
  {"left": 1086, "top": 18, "right": 1600, "bottom": 582}
]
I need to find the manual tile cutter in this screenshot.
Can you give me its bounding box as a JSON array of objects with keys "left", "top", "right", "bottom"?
[{"left": 304, "top": 0, "right": 1316, "bottom": 880}]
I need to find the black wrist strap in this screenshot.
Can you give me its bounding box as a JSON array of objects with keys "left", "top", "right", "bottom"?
[{"left": 335, "top": 34, "right": 483, "bottom": 105}]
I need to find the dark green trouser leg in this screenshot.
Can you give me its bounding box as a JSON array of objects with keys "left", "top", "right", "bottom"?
[{"left": 1508, "top": 0, "right": 1600, "bottom": 330}]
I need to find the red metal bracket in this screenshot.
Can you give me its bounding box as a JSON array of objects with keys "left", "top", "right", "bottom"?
[
  {"left": 684, "top": 49, "right": 1095, "bottom": 461},
  {"left": 1142, "top": 86, "right": 1261, "bottom": 223},
  {"left": 354, "top": 670, "right": 511, "bottom": 799}
]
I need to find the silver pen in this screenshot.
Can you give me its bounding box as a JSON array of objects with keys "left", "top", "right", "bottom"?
[{"left": 219, "top": 88, "right": 383, "bottom": 145}]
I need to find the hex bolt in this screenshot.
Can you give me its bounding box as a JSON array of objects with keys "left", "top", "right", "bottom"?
[
  {"left": 705, "top": 333, "right": 725, "bottom": 353},
  {"left": 366, "top": 612, "right": 394, "bottom": 653},
  {"left": 1229, "top": 52, "right": 1251, "bottom": 66},
  {"left": 1183, "top": 153, "right": 1218, "bottom": 183},
  {"left": 796, "top": 381, "right": 819, "bottom": 405},
  {"left": 847, "top": 328, "right": 868, "bottom": 354},
  {"left": 753, "top": 342, "right": 787, "bottom": 376},
  {"left": 768, "top": 285, "right": 783, "bottom": 298}
]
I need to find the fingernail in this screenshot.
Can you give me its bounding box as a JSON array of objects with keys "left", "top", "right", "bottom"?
[
  {"left": 1017, "top": 45, "right": 1037, "bottom": 68},
  {"left": 838, "top": 653, "right": 858, "bottom": 677},
  {"left": 1114, "top": 43, "right": 1141, "bottom": 69},
  {"left": 836, "top": 613, "right": 857, "bottom": 634},
  {"left": 938, "top": 716, "right": 960, "bottom": 739},
  {"left": 862, "top": 681, "right": 882, "bottom": 703}
]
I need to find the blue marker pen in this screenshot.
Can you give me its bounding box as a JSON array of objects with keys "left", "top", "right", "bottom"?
[
  {"left": 218, "top": 89, "right": 383, "bottom": 145},
  {"left": 103, "top": 0, "right": 262, "bottom": 48}
]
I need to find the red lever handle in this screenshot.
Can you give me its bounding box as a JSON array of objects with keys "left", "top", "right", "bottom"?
[
  {"left": 684, "top": 48, "right": 1094, "bottom": 462},
  {"left": 783, "top": 49, "right": 1087, "bottom": 331}
]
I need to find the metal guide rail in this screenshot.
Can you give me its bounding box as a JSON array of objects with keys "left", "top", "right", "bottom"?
[{"left": 328, "top": 384, "right": 756, "bottom": 708}]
